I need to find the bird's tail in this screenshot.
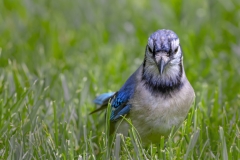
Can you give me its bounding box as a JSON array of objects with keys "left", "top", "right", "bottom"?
[{"left": 90, "top": 92, "right": 115, "bottom": 114}]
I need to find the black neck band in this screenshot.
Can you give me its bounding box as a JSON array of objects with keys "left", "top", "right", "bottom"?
[{"left": 141, "top": 62, "right": 183, "bottom": 97}]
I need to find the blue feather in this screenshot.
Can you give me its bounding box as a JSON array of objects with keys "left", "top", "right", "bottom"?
[
  {"left": 94, "top": 92, "right": 115, "bottom": 105},
  {"left": 109, "top": 70, "right": 138, "bottom": 121},
  {"left": 111, "top": 104, "right": 131, "bottom": 121},
  {"left": 92, "top": 68, "right": 139, "bottom": 119}
]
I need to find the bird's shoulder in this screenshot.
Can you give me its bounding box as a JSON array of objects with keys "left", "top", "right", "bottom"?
[
  {"left": 112, "top": 65, "right": 142, "bottom": 106},
  {"left": 110, "top": 65, "right": 143, "bottom": 120}
]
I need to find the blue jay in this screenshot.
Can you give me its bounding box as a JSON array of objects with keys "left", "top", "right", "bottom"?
[{"left": 92, "top": 29, "right": 195, "bottom": 144}]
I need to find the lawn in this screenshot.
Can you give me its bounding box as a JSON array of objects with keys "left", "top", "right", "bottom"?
[{"left": 0, "top": 0, "right": 239, "bottom": 159}]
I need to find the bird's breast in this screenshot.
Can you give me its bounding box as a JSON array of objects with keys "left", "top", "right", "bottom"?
[{"left": 128, "top": 80, "right": 194, "bottom": 143}]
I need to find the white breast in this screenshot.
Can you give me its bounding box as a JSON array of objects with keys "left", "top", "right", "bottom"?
[{"left": 127, "top": 78, "right": 194, "bottom": 144}]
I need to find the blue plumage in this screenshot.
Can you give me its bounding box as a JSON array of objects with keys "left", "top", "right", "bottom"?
[
  {"left": 92, "top": 29, "right": 195, "bottom": 144},
  {"left": 110, "top": 104, "right": 131, "bottom": 121},
  {"left": 93, "top": 70, "right": 137, "bottom": 120},
  {"left": 93, "top": 92, "right": 115, "bottom": 105}
]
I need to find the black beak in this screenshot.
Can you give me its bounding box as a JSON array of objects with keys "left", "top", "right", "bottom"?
[{"left": 158, "top": 58, "right": 166, "bottom": 75}]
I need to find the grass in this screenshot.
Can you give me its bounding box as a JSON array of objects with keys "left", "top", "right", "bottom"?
[{"left": 0, "top": 0, "right": 239, "bottom": 159}]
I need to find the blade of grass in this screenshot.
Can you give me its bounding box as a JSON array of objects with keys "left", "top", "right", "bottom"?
[
  {"left": 114, "top": 133, "right": 121, "bottom": 160},
  {"left": 184, "top": 128, "right": 200, "bottom": 160},
  {"left": 105, "top": 102, "right": 111, "bottom": 159},
  {"left": 219, "top": 126, "right": 228, "bottom": 160}
]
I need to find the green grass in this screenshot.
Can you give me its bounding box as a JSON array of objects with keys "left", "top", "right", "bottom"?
[{"left": 0, "top": 0, "right": 240, "bottom": 159}]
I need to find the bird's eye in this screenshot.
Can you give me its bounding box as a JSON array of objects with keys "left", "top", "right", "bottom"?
[
  {"left": 148, "top": 46, "right": 153, "bottom": 53},
  {"left": 174, "top": 47, "right": 179, "bottom": 54}
]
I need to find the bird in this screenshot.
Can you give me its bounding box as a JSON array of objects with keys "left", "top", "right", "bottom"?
[{"left": 92, "top": 29, "right": 195, "bottom": 144}]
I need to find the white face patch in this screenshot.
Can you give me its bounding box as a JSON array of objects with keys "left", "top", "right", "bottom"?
[
  {"left": 169, "top": 39, "right": 182, "bottom": 65},
  {"left": 171, "top": 39, "right": 180, "bottom": 53}
]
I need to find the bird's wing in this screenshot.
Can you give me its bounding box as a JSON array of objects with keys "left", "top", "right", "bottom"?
[
  {"left": 91, "top": 82, "right": 134, "bottom": 120},
  {"left": 110, "top": 91, "right": 132, "bottom": 121},
  {"left": 90, "top": 92, "right": 116, "bottom": 114},
  {"left": 92, "top": 66, "right": 140, "bottom": 121},
  {"left": 110, "top": 70, "right": 138, "bottom": 121}
]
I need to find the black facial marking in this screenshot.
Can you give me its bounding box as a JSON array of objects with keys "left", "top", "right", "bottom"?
[
  {"left": 143, "top": 47, "right": 147, "bottom": 69},
  {"left": 174, "top": 47, "right": 178, "bottom": 54},
  {"left": 141, "top": 63, "right": 183, "bottom": 97},
  {"left": 147, "top": 45, "right": 153, "bottom": 53}
]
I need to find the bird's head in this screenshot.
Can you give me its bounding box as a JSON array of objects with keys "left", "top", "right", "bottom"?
[
  {"left": 144, "top": 29, "right": 182, "bottom": 75},
  {"left": 142, "top": 29, "right": 184, "bottom": 94}
]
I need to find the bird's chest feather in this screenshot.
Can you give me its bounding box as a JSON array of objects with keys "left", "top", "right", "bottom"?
[{"left": 129, "top": 82, "right": 194, "bottom": 143}]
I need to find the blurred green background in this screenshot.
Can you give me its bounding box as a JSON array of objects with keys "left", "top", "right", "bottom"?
[{"left": 0, "top": 0, "right": 239, "bottom": 159}]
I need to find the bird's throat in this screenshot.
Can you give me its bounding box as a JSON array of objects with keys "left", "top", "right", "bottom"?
[{"left": 141, "top": 63, "right": 183, "bottom": 96}]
